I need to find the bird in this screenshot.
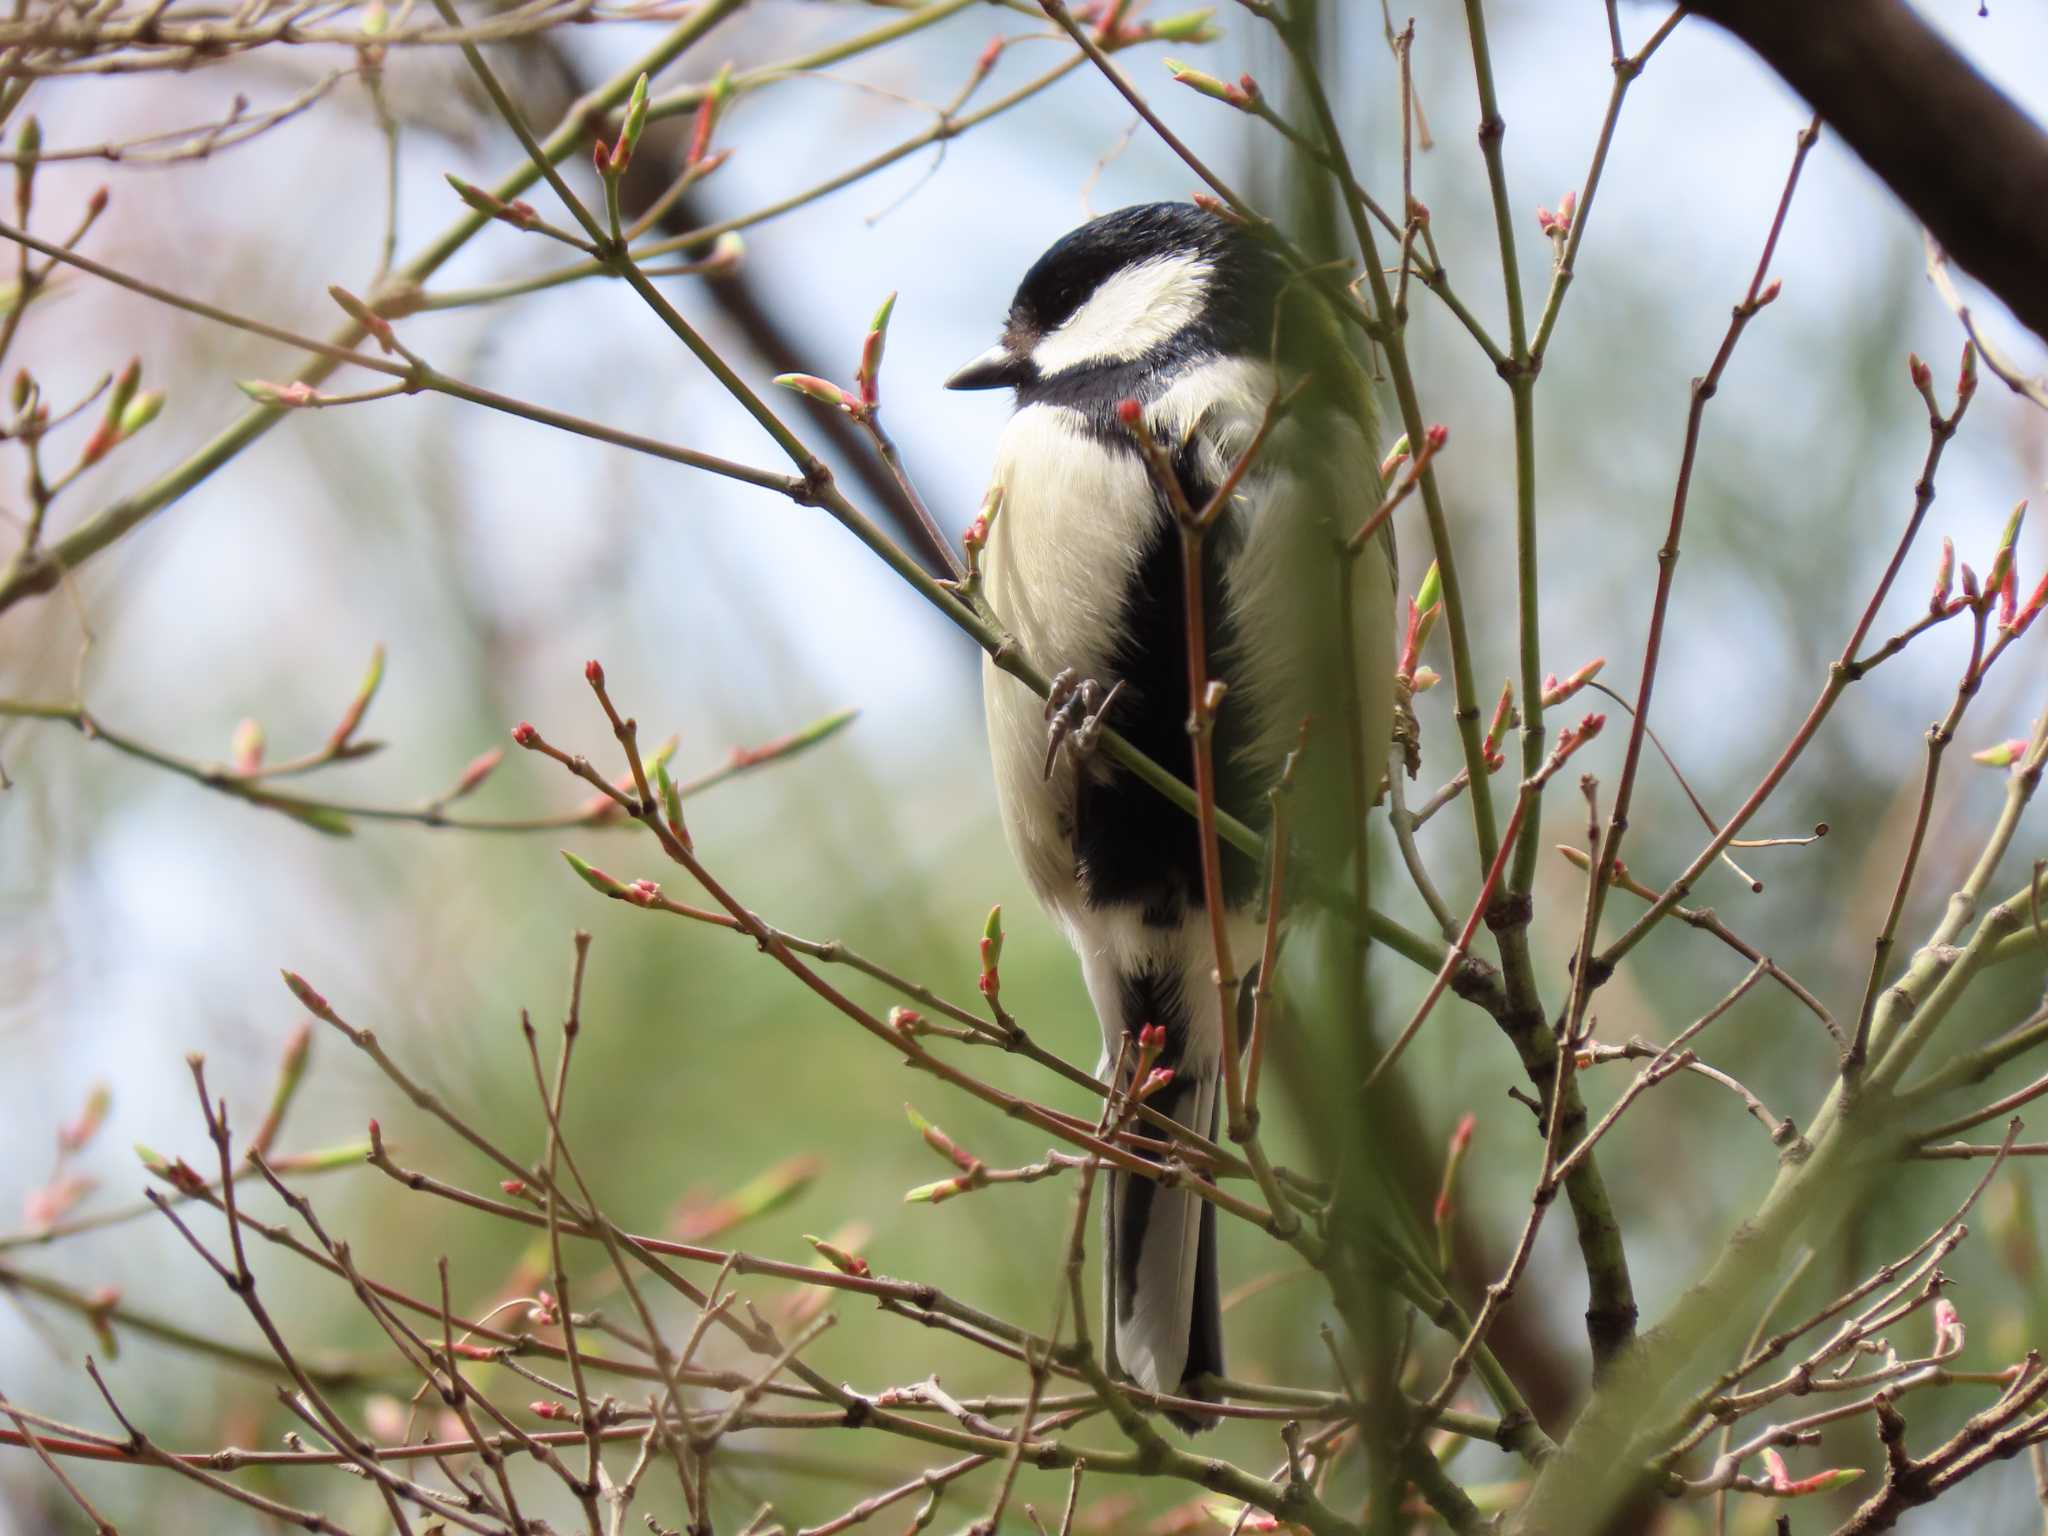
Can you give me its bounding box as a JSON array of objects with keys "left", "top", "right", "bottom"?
[{"left": 947, "top": 202, "right": 1395, "bottom": 1428}]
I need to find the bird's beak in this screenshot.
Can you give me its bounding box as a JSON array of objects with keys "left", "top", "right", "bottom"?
[{"left": 945, "top": 344, "right": 1030, "bottom": 391}]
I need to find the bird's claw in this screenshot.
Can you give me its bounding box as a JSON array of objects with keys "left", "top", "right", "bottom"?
[{"left": 1043, "top": 669, "right": 1124, "bottom": 779}]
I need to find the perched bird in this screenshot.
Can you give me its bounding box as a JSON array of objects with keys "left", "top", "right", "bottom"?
[{"left": 948, "top": 203, "right": 1395, "bottom": 1426}]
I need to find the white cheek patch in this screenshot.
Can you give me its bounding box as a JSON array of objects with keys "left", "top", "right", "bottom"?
[{"left": 1030, "top": 252, "right": 1213, "bottom": 376}]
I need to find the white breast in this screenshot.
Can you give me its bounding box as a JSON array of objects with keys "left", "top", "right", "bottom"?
[{"left": 976, "top": 361, "right": 1394, "bottom": 935}]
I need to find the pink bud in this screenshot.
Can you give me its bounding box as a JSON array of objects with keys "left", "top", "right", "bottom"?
[
  {"left": 87, "top": 185, "right": 108, "bottom": 216},
  {"left": 973, "top": 35, "right": 1004, "bottom": 76},
  {"left": 584, "top": 658, "right": 605, "bottom": 688},
  {"left": 453, "top": 748, "right": 502, "bottom": 798},
  {"left": 1933, "top": 1296, "right": 1965, "bottom": 1353},
  {"left": 1424, "top": 423, "right": 1448, "bottom": 451},
  {"left": 511, "top": 722, "right": 538, "bottom": 747},
  {"left": 686, "top": 96, "right": 715, "bottom": 168},
  {"left": 1136, "top": 1067, "right": 1176, "bottom": 1100},
  {"left": 1908, "top": 353, "right": 1932, "bottom": 391}
]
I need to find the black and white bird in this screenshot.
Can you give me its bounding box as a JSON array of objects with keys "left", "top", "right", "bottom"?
[{"left": 948, "top": 203, "right": 1395, "bottom": 1425}]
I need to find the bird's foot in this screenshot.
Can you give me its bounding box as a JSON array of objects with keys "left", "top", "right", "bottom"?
[{"left": 1043, "top": 669, "right": 1124, "bottom": 779}]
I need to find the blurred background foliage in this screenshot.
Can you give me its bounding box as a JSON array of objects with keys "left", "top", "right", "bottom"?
[{"left": 2, "top": 1, "right": 2047, "bottom": 1531}]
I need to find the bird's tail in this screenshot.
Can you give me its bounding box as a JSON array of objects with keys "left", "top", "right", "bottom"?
[{"left": 1099, "top": 966, "right": 1229, "bottom": 1433}]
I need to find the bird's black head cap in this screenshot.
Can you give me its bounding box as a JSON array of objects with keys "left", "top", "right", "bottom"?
[{"left": 946, "top": 202, "right": 1285, "bottom": 398}]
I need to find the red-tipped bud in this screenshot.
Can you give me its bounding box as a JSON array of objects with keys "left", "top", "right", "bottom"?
[
  {"left": 1424, "top": 423, "right": 1448, "bottom": 451},
  {"left": 1541, "top": 657, "right": 1605, "bottom": 707},
  {"left": 562, "top": 851, "right": 632, "bottom": 900},
  {"left": 1135, "top": 1067, "right": 1176, "bottom": 1101},
  {"left": 281, "top": 970, "right": 339, "bottom": 1024},
  {"left": 1760, "top": 1449, "right": 1864, "bottom": 1497},
  {"left": 531, "top": 1400, "right": 568, "bottom": 1420},
  {"left": 1971, "top": 739, "right": 2029, "bottom": 769},
  {"left": 806, "top": 1233, "right": 871, "bottom": 1277},
  {"left": 1115, "top": 397, "right": 1143, "bottom": 428},
  {"left": 1138, "top": 1023, "right": 1168, "bottom": 1051},
  {"left": 511, "top": 722, "right": 538, "bottom": 747},
  {"left": 858, "top": 291, "right": 896, "bottom": 410},
  {"left": 87, "top": 185, "right": 109, "bottom": 217},
  {"left": 1484, "top": 681, "right": 1515, "bottom": 756},
  {"left": 1163, "top": 60, "right": 1246, "bottom": 107},
  {"left": 626, "top": 879, "right": 663, "bottom": 907},
  {"left": 888, "top": 1006, "right": 924, "bottom": 1035},
  {"left": 772, "top": 373, "right": 858, "bottom": 414},
  {"left": 592, "top": 139, "right": 612, "bottom": 176},
  {"left": 584, "top": 658, "right": 605, "bottom": 688},
  {"left": 904, "top": 1104, "right": 978, "bottom": 1173},
  {"left": 327, "top": 286, "right": 396, "bottom": 353},
  {"left": 501, "top": 1178, "right": 527, "bottom": 1197},
  {"left": 973, "top": 35, "right": 1005, "bottom": 77},
  {"left": 1908, "top": 353, "right": 1932, "bottom": 391}
]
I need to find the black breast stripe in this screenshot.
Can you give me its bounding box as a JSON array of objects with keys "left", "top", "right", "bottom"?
[{"left": 1070, "top": 431, "right": 1266, "bottom": 923}]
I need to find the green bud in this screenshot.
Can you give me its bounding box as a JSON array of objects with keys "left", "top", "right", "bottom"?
[
  {"left": 272, "top": 1140, "right": 372, "bottom": 1173},
  {"left": 117, "top": 388, "right": 163, "bottom": 438},
  {"left": 1414, "top": 560, "right": 1443, "bottom": 615},
  {"left": 1163, "top": 59, "right": 1241, "bottom": 106},
  {"left": 106, "top": 358, "right": 141, "bottom": 423},
  {"left": 981, "top": 904, "right": 1004, "bottom": 971},
  {"left": 280, "top": 802, "right": 353, "bottom": 837},
  {"left": 620, "top": 73, "right": 650, "bottom": 159},
  {"left": 561, "top": 849, "right": 630, "bottom": 899},
  {"left": 1149, "top": 9, "right": 1219, "bottom": 42}
]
